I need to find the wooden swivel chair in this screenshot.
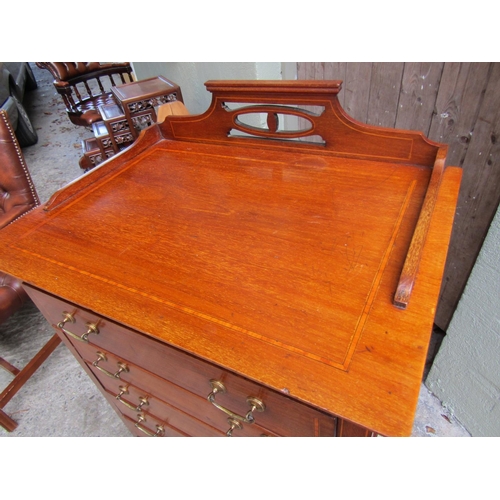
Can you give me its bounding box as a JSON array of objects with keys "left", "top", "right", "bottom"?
[
  {"left": 36, "top": 62, "right": 134, "bottom": 128},
  {"left": 0, "top": 109, "right": 61, "bottom": 432}
]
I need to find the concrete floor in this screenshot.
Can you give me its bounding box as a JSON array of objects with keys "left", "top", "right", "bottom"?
[{"left": 0, "top": 63, "right": 470, "bottom": 437}]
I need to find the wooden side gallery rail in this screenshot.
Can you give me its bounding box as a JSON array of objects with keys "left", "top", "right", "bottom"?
[{"left": 0, "top": 80, "right": 462, "bottom": 436}]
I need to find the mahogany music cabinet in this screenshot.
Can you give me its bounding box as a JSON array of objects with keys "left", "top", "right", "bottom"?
[{"left": 0, "top": 80, "right": 462, "bottom": 437}]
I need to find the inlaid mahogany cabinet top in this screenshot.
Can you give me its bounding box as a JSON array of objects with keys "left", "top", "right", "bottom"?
[{"left": 0, "top": 80, "right": 461, "bottom": 436}]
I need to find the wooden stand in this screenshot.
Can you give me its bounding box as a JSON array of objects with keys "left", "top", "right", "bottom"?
[
  {"left": 0, "top": 81, "right": 462, "bottom": 436},
  {"left": 112, "top": 75, "right": 183, "bottom": 131},
  {"left": 80, "top": 76, "right": 183, "bottom": 171}
]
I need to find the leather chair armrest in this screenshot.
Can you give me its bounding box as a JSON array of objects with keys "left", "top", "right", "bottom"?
[{"left": 0, "top": 272, "right": 28, "bottom": 324}]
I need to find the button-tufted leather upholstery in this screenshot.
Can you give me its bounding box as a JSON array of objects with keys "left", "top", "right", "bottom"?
[
  {"left": 0, "top": 109, "right": 40, "bottom": 324},
  {"left": 36, "top": 62, "right": 134, "bottom": 127},
  {"left": 0, "top": 111, "right": 39, "bottom": 229},
  {"left": 0, "top": 110, "right": 62, "bottom": 432},
  {"left": 39, "top": 62, "right": 105, "bottom": 81},
  {"left": 0, "top": 273, "right": 27, "bottom": 324}
]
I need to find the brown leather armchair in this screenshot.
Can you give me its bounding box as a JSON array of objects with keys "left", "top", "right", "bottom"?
[
  {"left": 36, "top": 62, "right": 134, "bottom": 127},
  {"left": 0, "top": 109, "right": 61, "bottom": 432}
]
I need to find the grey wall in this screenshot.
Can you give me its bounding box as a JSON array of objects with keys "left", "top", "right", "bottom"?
[
  {"left": 427, "top": 204, "right": 500, "bottom": 436},
  {"left": 131, "top": 62, "right": 286, "bottom": 115}
]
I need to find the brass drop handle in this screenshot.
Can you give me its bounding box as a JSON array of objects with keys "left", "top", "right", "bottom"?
[
  {"left": 226, "top": 417, "right": 243, "bottom": 437},
  {"left": 116, "top": 385, "right": 135, "bottom": 409},
  {"left": 135, "top": 413, "right": 164, "bottom": 437},
  {"left": 116, "top": 386, "right": 149, "bottom": 411},
  {"left": 92, "top": 351, "right": 129, "bottom": 379},
  {"left": 136, "top": 396, "right": 149, "bottom": 411},
  {"left": 57, "top": 311, "right": 99, "bottom": 343},
  {"left": 207, "top": 380, "right": 266, "bottom": 427}
]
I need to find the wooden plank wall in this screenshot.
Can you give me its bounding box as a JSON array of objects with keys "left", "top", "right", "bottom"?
[{"left": 298, "top": 62, "right": 500, "bottom": 331}]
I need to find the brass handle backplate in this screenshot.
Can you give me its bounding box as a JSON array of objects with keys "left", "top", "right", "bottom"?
[
  {"left": 57, "top": 311, "right": 99, "bottom": 343},
  {"left": 226, "top": 417, "right": 243, "bottom": 437},
  {"left": 92, "top": 352, "right": 129, "bottom": 379}
]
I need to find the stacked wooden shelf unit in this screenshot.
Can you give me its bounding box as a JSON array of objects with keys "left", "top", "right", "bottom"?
[{"left": 80, "top": 76, "right": 183, "bottom": 171}]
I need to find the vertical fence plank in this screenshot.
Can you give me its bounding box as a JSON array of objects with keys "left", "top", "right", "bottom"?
[
  {"left": 297, "top": 62, "right": 319, "bottom": 80},
  {"left": 343, "top": 63, "right": 373, "bottom": 123},
  {"left": 428, "top": 62, "right": 491, "bottom": 168},
  {"left": 396, "top": 62, "right": 444, "bottom": 133},
  {"left": 434, "top": 62, "right": 500, "bottom": 329},
  {"left": 367, "top": 62, "right": 405, "bottom": 128}
]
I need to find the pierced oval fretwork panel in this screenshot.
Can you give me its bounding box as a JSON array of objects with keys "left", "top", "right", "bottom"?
[{"left": 223, "top": 104, "right": 325, "bottom": 141}]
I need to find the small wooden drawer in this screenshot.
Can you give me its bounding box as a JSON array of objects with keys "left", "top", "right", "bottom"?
[
  {"left": 102, "top": 381, "right": 225, "bottom": 437},
  {"left": 99, "top": 103, "right": 130, "bottom": 133},
  {"left": 112, "top": 131, "right": 135, "bottom": 148},
  {"left": 130, "top": 110, "right": 155, "bottom": 131},
  {"left": 84, "top": 346, "right": 279, "bottom": 437},
  {"left": 92, "top": 121, "right": 115, "bottom": 153},
  {"left": 122, "top": 412, "right": 186, "bottom": 438},
  {"left": 25, "top": 285, "right": 337, "bottom": 437}
]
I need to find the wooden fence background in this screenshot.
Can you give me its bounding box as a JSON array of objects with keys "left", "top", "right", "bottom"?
[{"left": 298, "top": 62, "right": 500, "bottom": 331}]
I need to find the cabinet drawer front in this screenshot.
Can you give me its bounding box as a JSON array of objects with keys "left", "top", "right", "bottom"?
[
  {"left": 106, "top": 382, "right": 225, "bottom": 438},
  {"left": 82, "top": 343, "right": 279, "bottom": 437},
  {"left": 26, "top": 285, "right": 336, "bottom": 437},
  {"left": 122, "top": 412, "right": 187, "bottom": 438}
]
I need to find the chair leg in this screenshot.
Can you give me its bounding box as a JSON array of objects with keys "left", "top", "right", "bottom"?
[
  {"left": 0, "top": 408, "right": 18, "bottom": 432},
  {"left": 0, "top": 333, "right": 61, "bottom": 431},
  {"left": 0, "top": 357, "right": 20, "bottom": 376}
]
